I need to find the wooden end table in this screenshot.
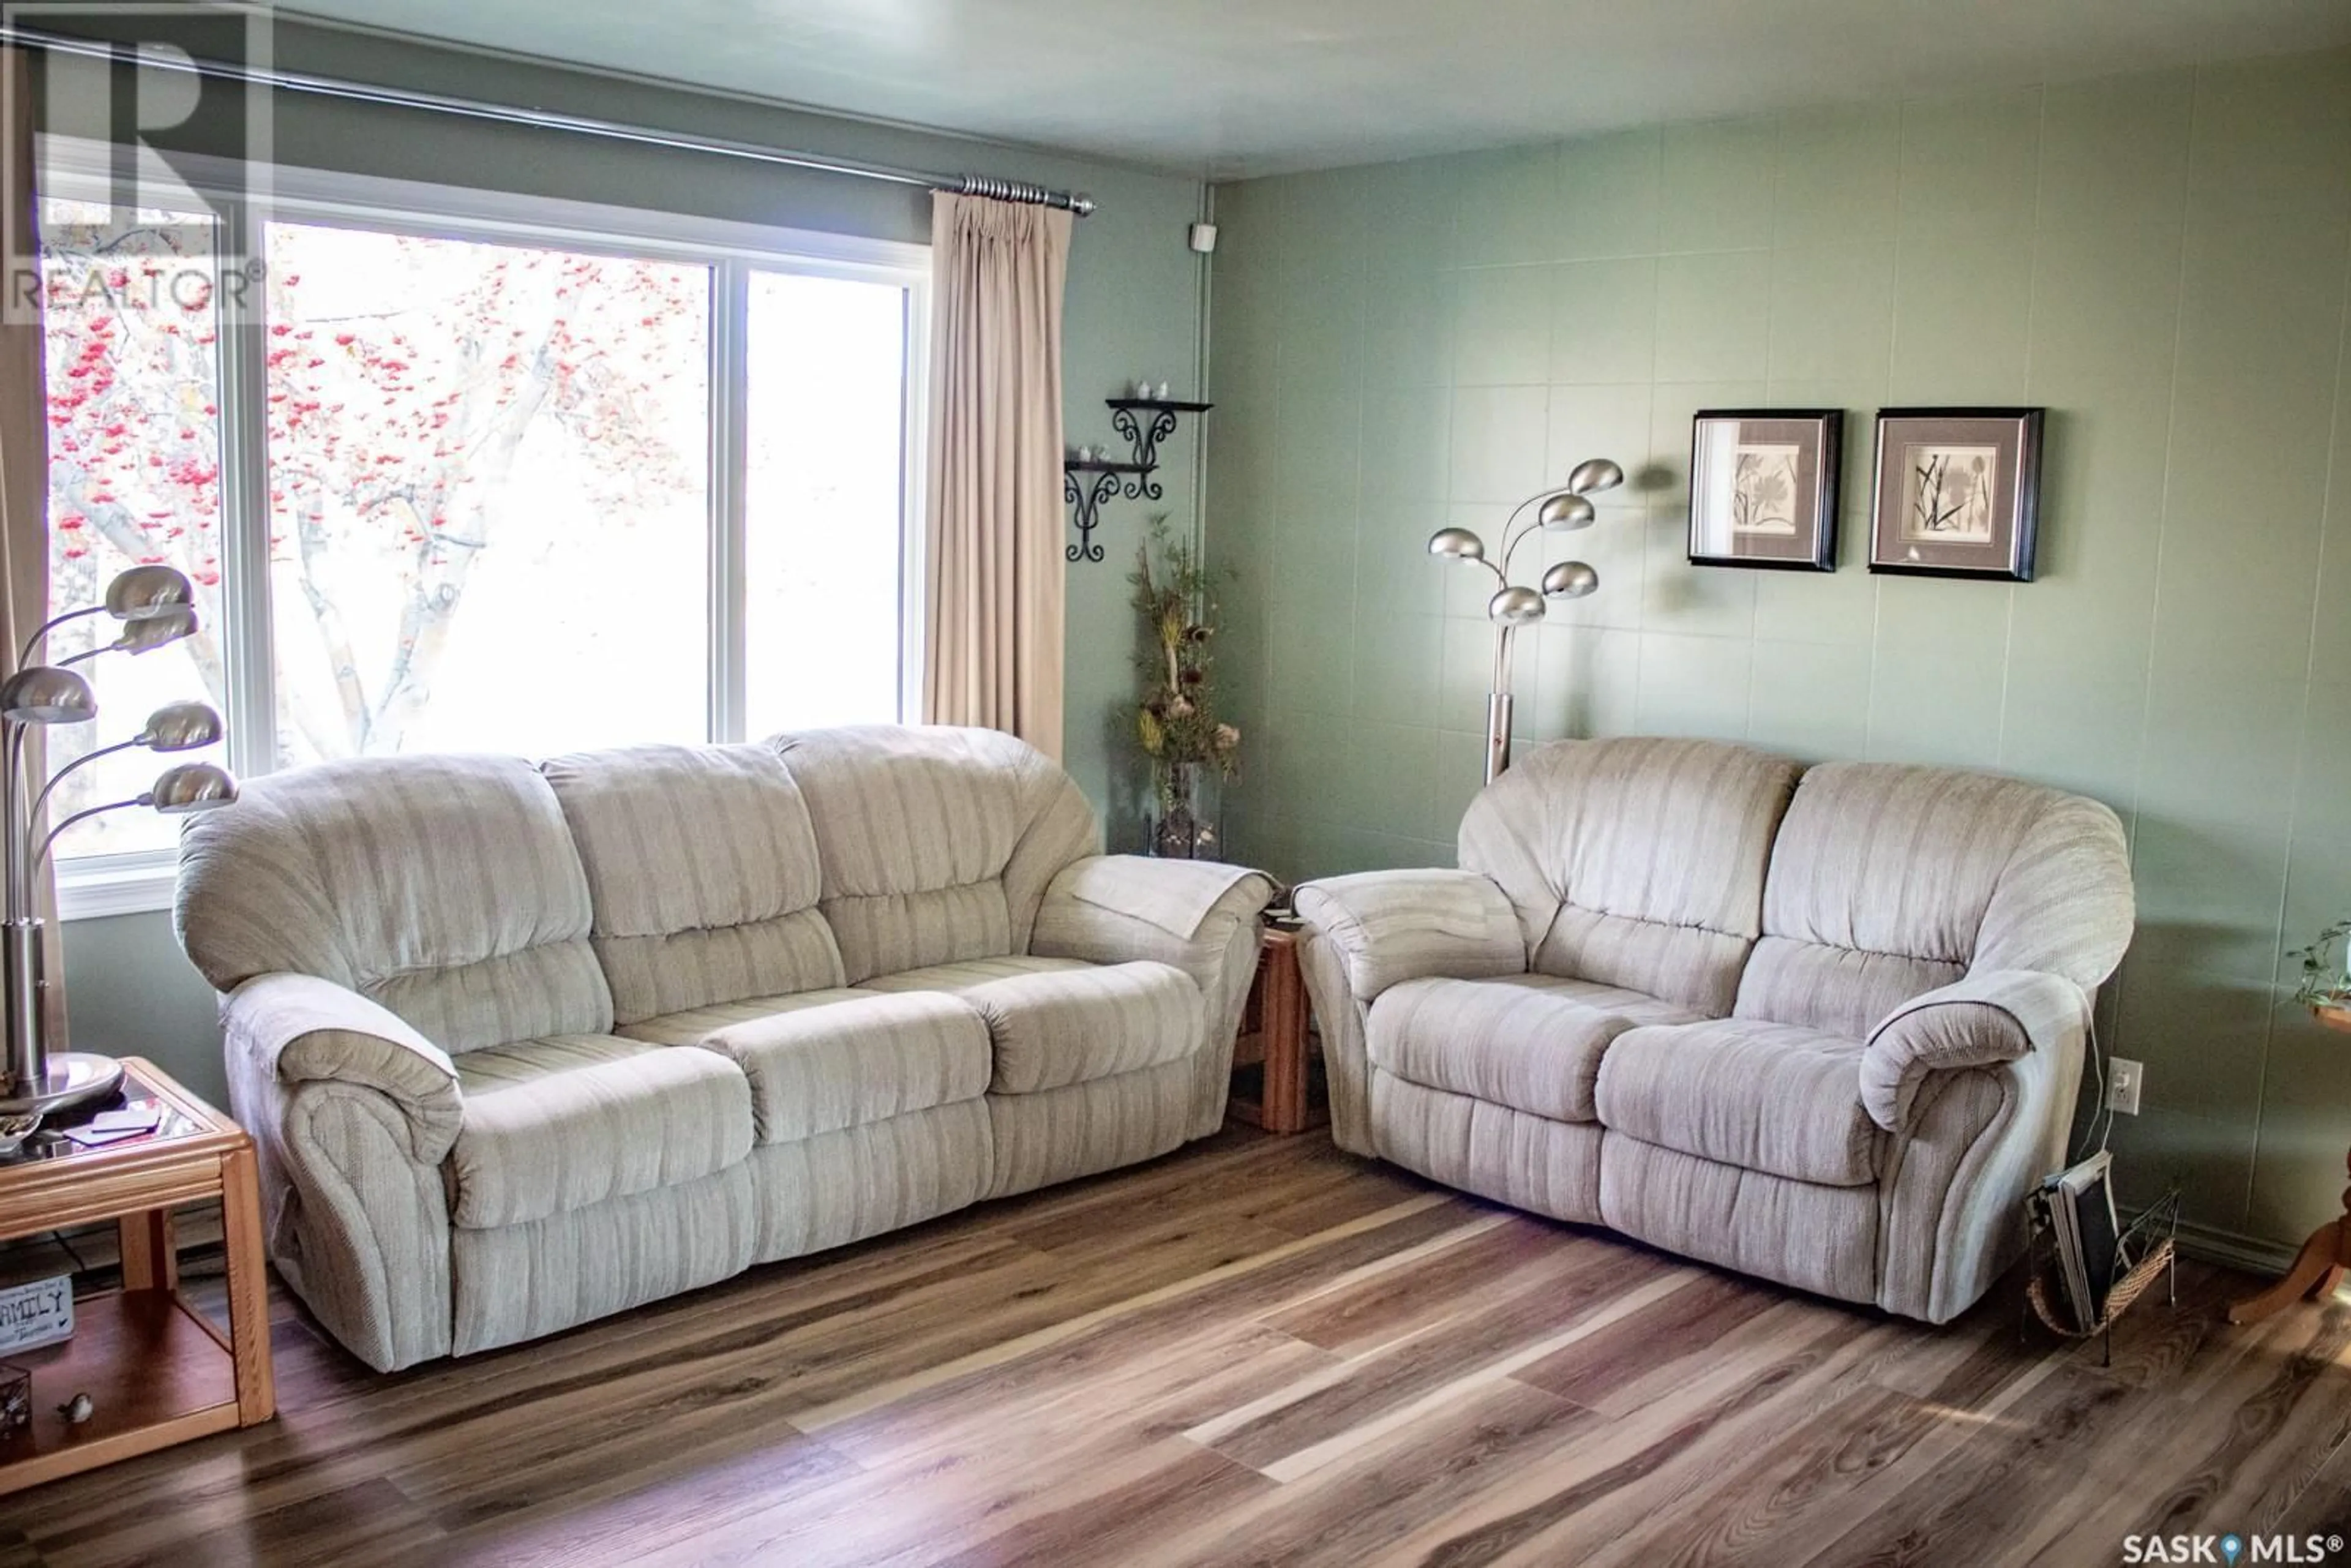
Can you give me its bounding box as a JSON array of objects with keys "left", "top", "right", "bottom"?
[
  {"left": 0, "top": 1056, "right": 274, "bottom": 1495},
  {"left": 1229, "top": 926, "right": 1325, "bottom": 1135},
  {"left": 2231, "top": 1005, "right": 2351, "bottom": 1325}
]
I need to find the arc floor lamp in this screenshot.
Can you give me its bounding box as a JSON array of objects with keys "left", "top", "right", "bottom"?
[
  {"left": 1430, "top": 457, "right": 1624, "bottom": 783},
  {"left": 0, "top": 564, "right": 238, "bottom": 1140}
]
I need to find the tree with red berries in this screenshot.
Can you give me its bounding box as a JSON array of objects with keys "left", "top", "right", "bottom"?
[{"left": 41, "top": 209, "right": 703, "bottom": 760}]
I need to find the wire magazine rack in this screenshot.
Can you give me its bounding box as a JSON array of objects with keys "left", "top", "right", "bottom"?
[{"left": 2024, "top": 1188, "right": 2181, "bottom": 1365}]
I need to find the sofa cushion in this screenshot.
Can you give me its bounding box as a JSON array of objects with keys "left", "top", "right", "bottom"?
[
  {"left": 1367, "top": 975, "right": 1690, "bottom": 1123},
  {"left": 854, "top": 954, "right": 1093, "bottom": 993},
  {"left": 614, "top": 988, "right": 881, "bottom": 1048},
  {"left": 773, "top": 726, "right": 1099, "bottom": 983},
  {"left": 1594, "top": 1018, "right": 1881, "bottom": 1187},
  {"left": 449, "top": 1035, "right": 753, "bottom": 1228},
  {"left": 862, "top": 957, "right": 1201, "bottom": 1094},
  {"left": 686, "top": 992, "right": 992, "bottom": 1144},
  {"left": 176, "top": 752, "right": 612, "bottom": 1052},
  {"left": 540, "top": 743, "right": 846, "bottom": 1026},
  {"left": 1457, "top": 737, "right": 1798, "bottom": 1016}
]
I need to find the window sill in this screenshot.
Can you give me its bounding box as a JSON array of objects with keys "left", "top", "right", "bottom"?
[{"left": 58, "top": 859, "right": 179, "bottom": 922}]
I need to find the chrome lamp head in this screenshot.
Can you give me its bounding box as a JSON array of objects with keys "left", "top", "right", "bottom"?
[
  {"left": 1536, "top": 492, "right": 1597, "bottom": 531},
  {"left": 65, "top": 604, "right": 198, "bottom": 664},
  {"left": 1427, "top": 527, "right": 1487, "bottom": 563},
  {"left": 102, "top": 565, "right": 195, "bottom": 621},
  {"left": 1542, "top": 561, "right": 1601, "bottom": 601},
  {"left": 1487, "top": 585, "right": 1545, "bottom": 627},
  {"left": 139, "top": 700, "right": 223, "bottom": 753},
  {"left": 148, "top": 760, "right": 238, "bottom": 815},
  {"left": 0, "top": 667, "right": 95, "bottom": 725},
  {"left": 1564, "top": 457, "right": 1625, "bottom": 497}
]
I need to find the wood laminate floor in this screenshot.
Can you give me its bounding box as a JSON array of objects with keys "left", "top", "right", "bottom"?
[{"left": 2, "top": 1125, "right": 2348, "bottom": 1568}]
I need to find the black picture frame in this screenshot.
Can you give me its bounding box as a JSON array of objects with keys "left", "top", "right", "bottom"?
[
  {"left": 1868, "top": 407, "right": 2044, "bottom": 582},
  {"left": 1687, "top": 409, "right": 1841, "bottom": 572}
]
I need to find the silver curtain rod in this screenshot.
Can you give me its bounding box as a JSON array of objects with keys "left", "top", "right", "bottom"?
[{"left": 0, "top": 23, "right": 1097, "bottom": 216}]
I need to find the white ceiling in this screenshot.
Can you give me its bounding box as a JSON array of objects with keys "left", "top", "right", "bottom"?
[{"left": 288, "top": 0, "right": 2351, "bottom": 179}]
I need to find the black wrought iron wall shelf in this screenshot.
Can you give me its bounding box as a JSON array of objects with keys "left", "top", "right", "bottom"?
[
  {"left": 1062, "top": 397, "right": 1213, "bottom": 563},
  {"left": 1063, "top": 459, "right": 1150, "bottom": 563},
  {"left": 1105, "top": 398, "right": 1213, "bottom": 501}
]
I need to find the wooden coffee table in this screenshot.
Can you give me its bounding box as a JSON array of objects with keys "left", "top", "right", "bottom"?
[
  {"left": 1229, "top": 926, "right": 1325, "bottom": 1135},
  {"left": 0, "top": 1057, "right": 274, "bottom": 1495}
]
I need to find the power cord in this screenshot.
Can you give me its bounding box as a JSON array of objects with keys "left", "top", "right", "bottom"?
[{"left": 2071, "top": 1010, "right": 2114, "bottom": 1165}]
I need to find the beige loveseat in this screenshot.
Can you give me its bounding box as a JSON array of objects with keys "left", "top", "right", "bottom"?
[
  {"left": 173, "top": 726, "right": 1273, "bottom": 1370},
  {"left": 1294, "top": 737, "right": 2135, "bottom": 1324}
]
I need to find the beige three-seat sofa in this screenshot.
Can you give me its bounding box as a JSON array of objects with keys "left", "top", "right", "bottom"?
[
  {"left": 173, "top": 726, "right": 1274, "bottom": 1370},
  {"left": 1294, "top": 737, "right": 2136, "bottom": 1324}
]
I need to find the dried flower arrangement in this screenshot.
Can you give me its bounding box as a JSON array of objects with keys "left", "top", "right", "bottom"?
[{"left": 1130, "top": 516, "right": 1238, "bottom": 858}]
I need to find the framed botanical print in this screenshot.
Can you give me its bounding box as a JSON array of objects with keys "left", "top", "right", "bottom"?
[
  {"left": 1869, "top": 408, "right": 2044, "bottom": 581},
  {"left": 1687, "top": 410, "right": 1840, "bottom": 571}
]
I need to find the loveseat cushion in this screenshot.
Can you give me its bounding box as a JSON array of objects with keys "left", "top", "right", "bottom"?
[
  {"left": 1457, "top": 737, "right": 1799, "bottom": 1016},
  {"left": 449, "top": 1035, "right": 753, "bottom": 1228},
  {"left": 860, "top": 956, "right": 1202, "bottom": 1094},
  {"left": 686, "top": 992, "right": 992, "bottom": 1144},
  {"left": 1367, "top": 975, "right": 1693, "bottom": 1123},
  {"left": 1593, "top": 1018, "right": 1880, "bottom": 1187},
  {"left": 1734, "top": 762, "right": 2128, "bottom": 1035}
]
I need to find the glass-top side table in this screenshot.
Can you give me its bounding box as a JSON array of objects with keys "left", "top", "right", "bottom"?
[{"left": 0, "top": 1056, "right": 275, "bottom": 1495}]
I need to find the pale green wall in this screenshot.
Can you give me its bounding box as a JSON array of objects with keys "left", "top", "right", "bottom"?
[
  {"left": 1205, "top": 48, "right": 2351, "bottom": 1254},
  {"left": 50, "top": 18, "right": 1208, "bottom": 1108}
]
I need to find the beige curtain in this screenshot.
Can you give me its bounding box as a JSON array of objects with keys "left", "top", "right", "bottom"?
[
  {"left": 920, "top": 192, "right": 1072, "bottom": 760},
  {"left": 0, "top": 46, "right": 63, "bottom": 1043}
]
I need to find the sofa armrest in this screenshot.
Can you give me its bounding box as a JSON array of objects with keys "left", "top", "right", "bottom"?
[
  {"left": 1292, "top": 869, "right": 1526, "bottom": 1003},
  {"left": 222, "top": 972, "right": 464, "bottom": 1165},
  {"left": 1032, "top": 855, "right": 1277, "bottom": 952},
  {"left": 1861, "top": 969, "right": 2090, "bottom": 1133},
  {"left": 1030, "top": 856, "right": 1278, "bottom": 1141}
]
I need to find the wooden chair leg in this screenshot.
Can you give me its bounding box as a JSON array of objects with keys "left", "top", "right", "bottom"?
[{"left": 2230, "top": 1220, "right": 2348, "bottom": 1325}]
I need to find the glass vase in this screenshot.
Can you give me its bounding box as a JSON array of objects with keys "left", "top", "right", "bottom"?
[{"left": 1149, "top": 762, "right": 1221, "bottom": 860}]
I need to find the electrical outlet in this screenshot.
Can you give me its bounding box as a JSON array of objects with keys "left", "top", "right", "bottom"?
[{"left": 2108, "top": 1057, "right": 2144, "bottom": 1116}]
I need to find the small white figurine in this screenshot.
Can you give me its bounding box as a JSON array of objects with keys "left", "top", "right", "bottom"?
[{"left": 1156, "top": 381, "right": 1172, "bottom": 400}]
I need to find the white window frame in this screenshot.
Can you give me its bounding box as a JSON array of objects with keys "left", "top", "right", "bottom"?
[{"left": 37, "top": 138, "right": 931, "bottom": 918}]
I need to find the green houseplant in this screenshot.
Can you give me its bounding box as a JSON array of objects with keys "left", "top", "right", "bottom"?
[
  {"left": 1130, "top": 516, "right": 1238, "bottom": 858},
  {"left": 2293, "top": 917, "right": 2351, "bottom": 1013}
]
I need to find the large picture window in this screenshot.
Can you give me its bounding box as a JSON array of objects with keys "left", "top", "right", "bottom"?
[{"left": 36, "top": 149, "right": 928, "bottom": 912}]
